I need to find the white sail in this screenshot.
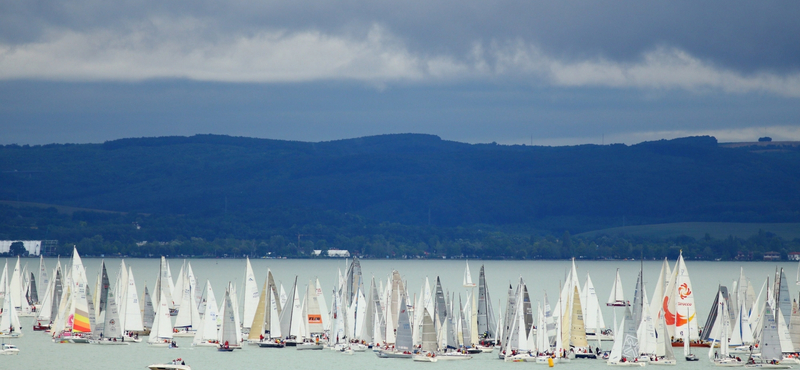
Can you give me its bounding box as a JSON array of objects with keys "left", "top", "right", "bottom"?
[
  {"left": 219, "top": 284, "right": 240, "bottom": 347},
  {"left": 536, "top": 303, "right": 550, "bottom": 352},
  {"left": 279, "top": 284, "right": 287, "bottom": 309},
  {"left": 115, "top": 261, "right": 128, "bottom": 332},
  {"left": 194, "top": 280, "right": 218, "bottom": 344},
  {"left": 37, "top": 256, "right": 49, "bottom": 300},
  {"left": 242, "top": 257, "right": 259, "bottom": 331},
  {"left": 305, "top": 281, "right": 324, "bottom": 335},
  {"left": 166, "top": 260, "right": 175, "bottom": 304},
  {"left": 395, "top": 293, "right": 413, "bottom": 351},
  {"left": 582, "top": 273, "right": 606, "bottom": 334},
  {"left": 663, "top": 251, "right": 697, "bottom": 340},
  {"left": 649, "top": 258, "right": 669, "bottom": 324},
  {"left": 777, "top": 307, "right": 794, "bottom": 354},
  {"left": 172, "top": 262, "right": 185, "bottom": 310},
  {"left": 148, "top": 290, "right": 173, "bottom": 344},
  {"left": 0, "top": 265, "right": 23, "bottom": 335},
  {"left": 230, "top": 284, "right": 242, "bottom": 343},
  {"left": 122, "top": 267, "right": 144, "bottom": 332},
  {"left": 761, "top": 302, "right": 782, "bottom": 361},
  {"left": 607, "top": 268, "right": 626, "bottom": 306},
  {"left": 156, "top": 257, "right": 174, "bottom": 312},
  {"left": 315, "top": 278, "right": 330, "bottom": 332},
  {"left": 637, "top": 284, "right": 657, "bottom": 356},
  {"left": 463, "top": 260, "right": 476, "bottom": 287},
  {"left": 174, "top": 279, "right": 200, "bottom": 333},
  {"left": 173, "top": 269, "right": 194, "bottom": 329},
  {"left": 330, "top": 286, "right": 345, "bottom": 345},
  {"left": 36, "top": 270, "right": 55, "bottom": 324},
  {"left": 102, "top": 290, "right": 122, "bottom": 339}
]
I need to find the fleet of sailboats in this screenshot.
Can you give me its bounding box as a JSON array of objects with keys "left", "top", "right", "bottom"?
[{"left": 3, "top": 248, "right": 800, "bottom": 369}]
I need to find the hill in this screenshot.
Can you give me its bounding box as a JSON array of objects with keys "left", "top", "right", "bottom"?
[
  {"left": 576, "top": 222, "right": 800, "bottom": 240},
  {"left": 2, "top": 134, "right": 800, "bottom": 232}
]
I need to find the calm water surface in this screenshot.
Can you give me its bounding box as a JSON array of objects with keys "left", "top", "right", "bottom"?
[{"left": 5, "top": 257, "right": 798, "bottom": 369}]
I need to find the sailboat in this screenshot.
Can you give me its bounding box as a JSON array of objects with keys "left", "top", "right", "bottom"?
[
  {"left": 607, "top": 306, "right": 645, "bottom": 366},
  {"left": 254, "top": 272, "right": 284, "bottom": 348},
  {"left": 192, "top": 280, "right": 221, "bottom": 347},
  {"left": 463, "top": 261, "right": 476, "bottom": 288},
  {"left": 279, "top": 276, "right": 303, "bottom": 346},
  {"left": 218, "top": 284, "right": 242, "bottom": 351},
  {"left": 685, "top": 305, "right": 699, "bottom": 361},
  {"left": 173, "top": 270, "right": 200, "bottom": 337},
  {"left": 297, "top": 281, "right": 324, "bottom": 350},
  {"left": 569, "top": 285, "right": 596, "bottom": 359},
  {"left": 148, "top": 289, "right": 175, "bottom": 347},
  {"left": 241, "top": 257, "right": 259, "bottom": 335},
  {"left": 413, "top": 309, "right": 438, "bottom": 362},
  {"left": 664, "top": 251, "right": 700, "bottom": 347},
  {"left": 436, "top": 292, "right": 472, "bottom": 361},
  {"left": 120, "top": 267, "right": 144, "bottom": 340},
  {"left": 745, "top": 302, "right": 792, "bottom": 369},
  {"left": 141, "top": 285, "right": 155, "bottom": 335},
  {"left": 0, "top": 264, "right": 23, "bottom": 338},
  {"left": 708, "top": 292, "right": 743, "bottom": 366},
  {"left": 9, "top": 257, "right": 34, "bottom": 317},
  {"left": 650, "top": 314, "right": 676, "bottom": 365},
  {"left": 89, "top": 290, "right": 129, "bottom": 345},
  {"left": 52, "top": 247, "right": 94, "bottom": 343},
  {"left": 377, "top": 293, "right": 413, "bottom": 359},
  {"left": 584, "top": 273, "right": 612, "bottom": 341},
  {"left": 501, "top": 279, "right": 534, "bottom": 362},
  {"left": 607, "top": 269, "right": 628, "bottom": 306},
  {"left": 34, "top": 261, "right": 61, "bottom": 331},
  {"left": 476, "top": 265, "right": 497, "bottom": 351}
]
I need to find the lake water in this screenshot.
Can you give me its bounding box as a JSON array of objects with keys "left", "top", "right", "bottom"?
[{"left": 5, "top": 257, "right": 798, "bottom": 369}]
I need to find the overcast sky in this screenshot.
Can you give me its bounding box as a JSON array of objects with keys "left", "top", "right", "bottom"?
[{"left": 2, "top": 1, "right": 799, "bottom": 146}]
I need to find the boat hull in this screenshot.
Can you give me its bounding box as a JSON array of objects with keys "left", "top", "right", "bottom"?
[
  {"left": 297, "top": 344, "right": 323, "bottom": 350},
  {"left": 377, "top": 350, "right": 413, "bottom": 358},
  {"left": 607, "top": 361, "right": 647, "bottom": 366},
  {"left": 148, "top": 364, "right": 191, "bottom": 370},
  {"left": 89, "top": 339, "right": 131, "bottom": 345},
  {"left": 413, "top": 355, "right": 438, "bottom": 362}
]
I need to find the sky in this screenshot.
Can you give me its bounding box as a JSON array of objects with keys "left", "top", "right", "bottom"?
[{"left": 2, "top": 1, "right": 799, "bottom": 146}]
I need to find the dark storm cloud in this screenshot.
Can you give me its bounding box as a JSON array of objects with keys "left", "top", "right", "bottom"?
[{"left": 2, "top": 0, "right": 799, "bottom": 74}]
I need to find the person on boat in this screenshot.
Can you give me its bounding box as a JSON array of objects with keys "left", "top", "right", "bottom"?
[
  {"left": 181, "top": 360, "right": 185, "bottom": 366},
  {"left": 621, "top": 357, "right": 627, "bottom": 363},
  {"left": 224, "top": 340, "right": 230, "bottom": 349}
]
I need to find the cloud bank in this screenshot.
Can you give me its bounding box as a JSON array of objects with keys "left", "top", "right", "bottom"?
[{"left": 2, "top": 19, "right": 800, "bottom": 98}]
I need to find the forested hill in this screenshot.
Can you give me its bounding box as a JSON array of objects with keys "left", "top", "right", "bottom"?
[{"left": 2, "top": 134, "right": 800, "bottom": 231}]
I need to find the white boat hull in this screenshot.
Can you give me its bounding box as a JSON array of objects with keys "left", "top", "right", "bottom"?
[
  {"left": 607, "top": 361, "right": 647, "bottom": 366},
  {"left": 89, "top": 339, "right": 131, "bottom": 345},
  {"left": 648, "top": 359, "right": 676, "bottom": 365},
  {"left": 413, "top": 355, "right": 438, "bottom": 362},
  {"left": 377, "top": 350, "right": 413, "bottom": 358},
  {"left": 437, "top": 353, "right": 472, "bottom": 361},
  {"left": 148, "top": 364, "right": 191, "bottom": 370},
  {"left": 297, "top": 343, "right": 323, "bottom": 350}
]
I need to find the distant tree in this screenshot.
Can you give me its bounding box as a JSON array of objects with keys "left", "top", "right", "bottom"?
[
  {"left": 561, "top": 231, "right": 573, "bottom": 258},
  {"left": 9, "top": 241, "right": 28, "bottom": 256}
]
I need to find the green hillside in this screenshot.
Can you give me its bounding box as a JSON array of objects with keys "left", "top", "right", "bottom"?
[
  {"left": 577, "top": 222, "right": 800, "bottom": 240},
  {"left": 2, "top": 134, "right": 800, "bottom": 259}
]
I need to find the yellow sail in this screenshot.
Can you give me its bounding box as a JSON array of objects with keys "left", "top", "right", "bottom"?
[
  {"left": 247, "top": 278, "right": 269, "bottom": 341},
  {"left": 570, "top": 286, "right": 588, "bottom": 348}
]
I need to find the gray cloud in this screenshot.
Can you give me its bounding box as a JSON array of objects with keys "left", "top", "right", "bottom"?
[{"left": 2, "top": 1, "right": 799, "bottom": 74}]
